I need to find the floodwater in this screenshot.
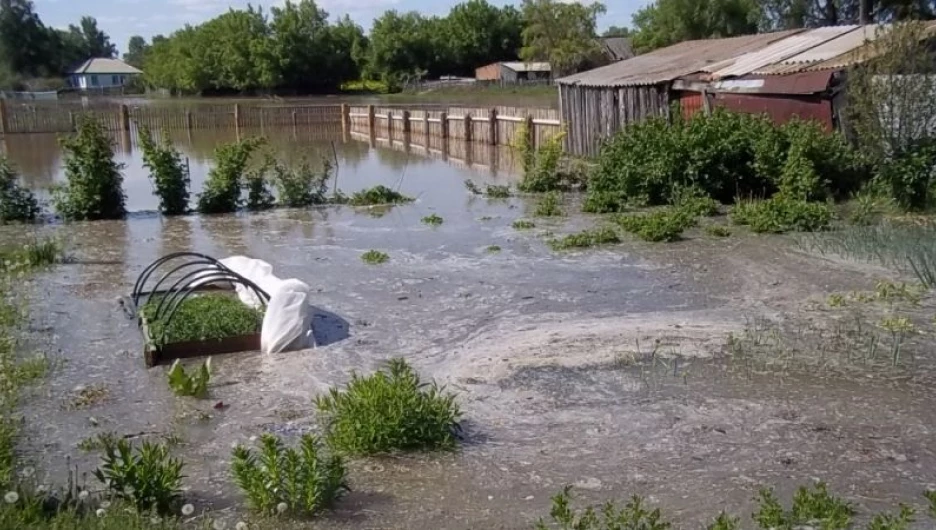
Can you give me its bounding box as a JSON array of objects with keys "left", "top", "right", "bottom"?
[{"left": 5, "top": 127, "right": 936, "bottom": 529}]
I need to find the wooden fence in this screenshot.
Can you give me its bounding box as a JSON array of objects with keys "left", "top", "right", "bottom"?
[
  {"left": 0, "top": 100, "right": 343, "bottom": 135},
  {"left": 347, "top": 105, "right": 562, "bottom": 149}
]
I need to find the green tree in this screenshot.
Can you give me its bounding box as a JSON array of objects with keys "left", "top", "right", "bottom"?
[
  {"left": 444, "top": 0, "right": 523, "bottom": 75},
  {"left": 603, "top": 25, "right": 631, "bottom": 37},
  {"left": 67, "top": 16, "right": 117, "bottom": 58},
  {"left": 123, "top": 35, "right": 149, "bottom": 68},
  {"left": 0, "top": 0, "right": 56, "bottom": 78},
  {"left": 519, "top": 0, "right": 606, "bottom": 76},
  {"left": 630, "top": 0, "right": 759, "bottom": 53},
  {"left": 365, "top": 11, "right": 442, "bottom": 87},
  {"left": 759, "top": 0, "right": 935, "bottom": 30}
]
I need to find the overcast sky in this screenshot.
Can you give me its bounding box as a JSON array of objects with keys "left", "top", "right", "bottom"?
[{"left": 32, "top": 0, "right": 647, "bottom": 56}]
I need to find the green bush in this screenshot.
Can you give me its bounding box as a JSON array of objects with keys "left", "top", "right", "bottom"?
[
  {"left": 52, "top": 116, "right": 126, "bottom": 220},
  {"left": 617, "top": 209, "right": 693, "bottom": 242},
  {"left": 705, "top": 225, "right": 731, "bottom": 238},
  {"left": 731, "top": 197, "right": 833, "bottom": 233},
  {"left": 231, "top": 433, "right": 347, "bottom": 517},
  {"left": 166, "top": 358, "right": 210, "bottom": 398},
  {"left": 534, "top": 486, "right": 670, "bottom": 530},
  {"left": 875, "top": 139, "right": 936, "bottom": 210},
  {"left": 0, "top": 157, "right": 40, "bottom": 224},
  {"left": 92, "top": 438, "right": 183, "bottom": 515},
  {"left": 138, "top": 128, "right": 189, "bottom": 216},
  {"left": 548, "top": 227, "right": 620, "bottom": 250},
  {"left": 349, "top": 185, "right": 414, "bottom": 206},
  {"left": 245, "top": 162, "right": 275, "bottom": 212},
  {"left": 314, "top": 358, "right": 461, "bottom": 455},
  {"left": 671, "top": 185, "right": 719, "bottom": 218},
  {"left": 197, "top": 138, "right": 262, "bottom": 214},
  {"left": 534, "top": 191, "right": 564, "bottom": 217},
  {"left": 754, "top": 483, "right": 853, "bottom": 530},
  {"left": 273, "top": 159, "right": 332, "bottom": 207},
  {"left": 519, "top": 131, "right": 566, "bottom": 192}
]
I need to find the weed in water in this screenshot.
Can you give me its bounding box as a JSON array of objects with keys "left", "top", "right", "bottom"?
[
  {"left": 93, "top": 438, "right": 184, "bottom": 515},
  {"left": 534, "top": 192, "right": 564, "bottom": 217},
  {"left": 478, "top": 216, "right": 494, "bottom": 221},
  {"left": 879, "top": 316, "right": 915, "bottom": 366},
  {"left": 707, "top": 512, "right": 740, "bottom": 530},
  {"left": 77, "top": 431, "right": 120, "bottom": 453},
  {"left": 466, "top": 179, "right": 512, "bottom": 198},
  {"left": 0, "top": 157, "right": 40, "bottom": 224},
  {"left": 617, "top": 210, "right": 693, "bottom": 243},
  {"left": 360, "top": 250, "right": 389, "bottom": 265},
  {"left": 534, "top": 486, "right": 670, "bottom": 530},
  {"left": 197, "top": 137, "right": 262, "bottom": 214},
  {"left": 731, "top": 197, "right": 833, "bottom": 234},
  {"left": 753, "top": 483, "right": 853, "bottom": 530},
  {"left": 272, "top": 159, "right": 333, "bottom": 207},
  {"left": 827, "top": 293, "right": 846, "bottom": 308},
  {"left": 141, "top": 294, "right": 263, "bottom": 347},
  {"left": 244, "top": 159, "right": 275, "bottom": 212},
  {"left": 867, "top": 505, "right": 915, "bottom": 530},
  {"left": 464, "top": 179, "right": 482, "bottom": 195},
  {"left": 314, "top": 358, "right": 461, "bottom": 455},
  {"left": 69, "top": 384, "right": 109, "bottom": 410},
  {"left": 518, "top": 130, "right": 568, "bottom": 193},
  {"left": 704, "top": 225, "right": 731, "bottom": 238},
  {"left": 138, "top": 127, "right": 189, "bottom": 216},
  {"left": 513, "top": 219, "right": 536, "bottom": 230},
  {"left": 348, "top": 185, "right": 414, "bottom": 206},
  {"left": 0, "top": 239, "right": 62, "bottom": 273},
  {"left": 52, "top": 116, "right": 127, "bottom": 220},
  {"left": 166, "top": 358, "right": 211, "bottom": 399},
  {"left": 421, "top": 213, "right": 444, "bottom": 226},
  {"left": 548, "top": 227, "right": 621, "bottom": 251},
  {"left": 486, "top": 245, "right": 501, "bottom": 253},
  {"left": 231, "top": 433, "right": 347, "bottom": 517},
  {"left": 925, "top": 490, "right": 936, "bottom": 517}
]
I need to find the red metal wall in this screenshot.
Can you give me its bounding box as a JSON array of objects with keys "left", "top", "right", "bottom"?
[
  {"left": 712, "top": 93, "right": 833, "bottom": 131},
  {"left": 676, "top": 91, "right": 703, "bottom": 119}
]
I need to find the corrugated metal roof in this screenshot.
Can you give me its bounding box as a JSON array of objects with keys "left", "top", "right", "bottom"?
[
  {"left": 708, "top": 26, "right": 859, "bottom": 79},
  {"left": 600, "top": 37, "right": 634, "bottom": 61},
  {"left": 797, "top": 19, "right": 936, "bottom": 73},
  {"left": 755, "top": 25, "right": 887, "bottom": 74},
  {"left": 70, "top": 58, "right": 143, "bottom": 75},
  {"left": 501, "top": 62, "right": 551, "bottom": 72},
  {"left": 557, "top": 30, "right": 800, "bottom": 87}
]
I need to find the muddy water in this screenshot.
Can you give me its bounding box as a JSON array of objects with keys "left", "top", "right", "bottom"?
[{"left": 5, "top": 129, "right": 936, "bottom": 529}]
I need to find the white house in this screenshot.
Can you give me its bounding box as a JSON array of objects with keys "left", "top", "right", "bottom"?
[{"left": 68, "top": 58, "right": 143, "bottom": 90}]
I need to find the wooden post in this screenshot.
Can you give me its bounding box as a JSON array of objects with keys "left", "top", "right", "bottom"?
[
  {"left": 525, "top": 115, "right": 535, "bottom": 151},
  {"left": 234, "top": 103, "right": 241, "bottom": 130},
  {"left": 341, "top": 104, "right": 350, "bottom": 136},
  {"left": 488, "top": 108, "right": 497, "bottom": 145},
  {"left": 0, "top": 99, "right": 7, "bottom": 136},
  {"left": 185, "top": 111, "right": 193, "bottom": 130},
  {"left": 119, "top": 104, "right": 130, "bottom": 131},
  {"left": 402, "top": 110, "right": 411, "bottom": 134},
  {"left": 69, "top": 111, "right": 75, "bottom": 132},
  {"left": 464, "top": 114, "right": 473, "bottom": 143},
  {"left": 440, "top": 112, "right": 448, "bottom": 139},
  {"left": 367, "top": 105, "right": 375, "bottom": 135}
]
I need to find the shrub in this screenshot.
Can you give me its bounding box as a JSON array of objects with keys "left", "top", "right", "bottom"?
[
  {"left": 731, "top": 197, "right": 833, "bottom": 234},
  {"left": 167, "top": 358, "right": 210, "bottom": 398},
  {"left": 671, "top": 185, "right": 719, "bottom": 218},
  {"left": 197, "top": 138, "right": 262, "bottom": 214},
  {"left": 272, "top": 159, "right": 332, "bottom": 207},
  {"left": 421, "top": 213, "right": 444, "bottom": 226},
  {"left": 92, "top": 438, "right": 183, "bottom": 515},
  {"left": 753, "top": 483, "right": 852, "bottom": 530},
  {"left": 534, "top": 191, "right": 563, "bottom": 217},
  {"left": 548, "top": 227, "right": 620, "bottom": 250},
  {"left": 53, "top": 116, "right": 126, "bottom": 220},
  {"left": 314, "top": 358, "right": 461, "bottom": 455},
  {"left": 138, "top": 128, "right": 189, "bottom": 216},
  {"left": 361, "top": 250, "right": 389, "bottom": 264},
  {"left": 617, "top": 209, "right": 693, "bottom": 242},
  {"left": 534, "top": 486, "right": 670, "bottom": 530},
  {"left": 705, "top": 225, "right": 731, "bottom": 238},
  {"left": 512, "top": 219, "right": 536, "bottom": 230},
  {"left": 519, "top": 131, "right": 566, "bottom": 193},
  {"left": 349, "top": 185, "right": 414, "bottom": 206},
  {"left": 140, "top": 294, "right": 263, "bottom": 347},
  {"left": 875, "top": 139, "right": 936, "bottom": 210},
  {"left": 244, "top": 162, "right": 275, "bottom": 212},
  {"left": 231, "top": 433, "right": 347, "bottom": 517},
  {"left": 0, "top": 157, "right": 40, "bottom": 224}
]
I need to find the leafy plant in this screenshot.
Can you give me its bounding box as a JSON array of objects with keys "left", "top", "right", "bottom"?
[
  {"left": 197, "top": 137, "right": 262, "bottom": 214},
  {"left": 138, "top": 127, "right": 189, "bottom": 216},
  {"left": 0, "top": 157, "right": 40, "bottom": 224},
  {"left": 167, "top": 358, "right": 211, "bottom": 398},
  {"left": 513, "top": 219, "right": 536, "bottom": 229},
  {"left": 705, "top": 225, "right": 731, "bottom": 238},
  {"left": 548, "top": 227, "right": 620, "bottom": 250},
  {"left": 140, "top": 294, "right": 263, "bottom": 347},
  {"left": 231, "top": 433, "right": 347, "bottom": 517},
  {"left": 52, "top": 116, "right": 126, "bottom": 220},
  {"left": 92, "top": 438, "right": 184, "bottom": 515},
  {"left": 879, "top": 316, "right": 915, "bottom": 366},
  {"left": 753, "top": 483, "right": 853, "bottom": 530},
  {"left": 617, "top": 209, "right": 693, "bottom": 242},
  {"left": 868, "top": 505, "right": 915, "bottom": 530},
  {"left": 421, "top": 213, "right": 444, "bottom": 226},
  {"left": 244, "top": 159, "right": 275, "bottom": 212},
  {"left": 486, "top": 245, "right": 501, "bottom": 253},
  {"left": 731, "top": 197, "right": 833, "bottom": 234},
  {"left": 671, "top": 185, "right": 719, "bottom": 218},
  {"left": 534, "top": 486, "right": 670, "bottom": 530},
  {"left": 314, "top": 358, "right": 461, "bottom": 455},
  {"left": 707, "top": 512, "right": 740, "bottom": 530},
  {"left": 519, "top": 131, "right": 567, "bottom": 193},
  {"left": 925, "top": 489, "right": 936, "bottom": 517},
  {"left": 534, "top": 191, "right": 564, "bottom": 217},
  {"left": 348, "top": 185, "right": 414, "bottom": 206},
  {"left": 272, "top": 159, "right": 332, "bottom": 207},
  {"left": 361, "top": 250, "right": 389, "bottom": 265}
]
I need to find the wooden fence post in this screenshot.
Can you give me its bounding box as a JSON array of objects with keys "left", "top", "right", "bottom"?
[
  {"left": 488, "top": 108, "right": 497, "bottom": 145},
  {"left": 440, "top": 112, "right": 448, "bottom": 139},
  {"left": 366, "top": 105, "right": 375, "bottom": 135},
  {"left": 185, "top": 111, "right": 193, "bottom": 130},
  {"left": 68, "top": 112, "right": 75, "bottom": 132},
  {"left": 525, "top": 115, "right": 535, "bottom": 151},
  {"left": 119, "top": 104, "right": 130, "bottom": 131},
  {"left": 402, "top": 110, "right": 410, "bottom": 134},
  {"left": 292, "top": 111, "right": 298, "bottom": 130},
  {"left": 234, "top": 103, "right": 241, "bottom": 129},
  {"left": 341, "top": 104, "right": 350, "bottom": 136},
  {"left": 0, "top": 99, "right": 7, "bottom": 136},
  {"left": 464, "top": 114, "right": 473, "bottom": 143}
]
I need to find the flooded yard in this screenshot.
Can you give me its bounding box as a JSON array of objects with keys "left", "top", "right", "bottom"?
[{"left": 4, "top": 127, "right": 936, "bottom": 529}]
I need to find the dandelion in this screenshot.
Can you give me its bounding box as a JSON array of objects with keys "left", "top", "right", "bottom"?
[
  {"left": 181, "top": 503, "right": 195, "bottom": 516},
  {"left": 96, "top": 508, "right": 106, "bottom": 518},
  {"left": 276, "top": 502, "right": 288, "bottom": 514},
  {"left": 78, "top": 490, "right": 89, "bottom": 501},
  {"left": 235, "top": 522, "right": 249, "bottom": 530},
  {"left": 4, "top": 491, "right": 19, "bottom": 504}
]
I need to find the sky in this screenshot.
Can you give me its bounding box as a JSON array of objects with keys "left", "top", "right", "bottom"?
[{"left": 32, "top": 0, "right": 648, "bottom": 56}]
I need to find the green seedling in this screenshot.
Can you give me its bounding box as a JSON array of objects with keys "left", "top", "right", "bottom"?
[
  {"left": 167, "top": 358, "right": 211, "bottom": 398},
  {"left": 93, "top": 438, "right": 184, "bottom": 516}
]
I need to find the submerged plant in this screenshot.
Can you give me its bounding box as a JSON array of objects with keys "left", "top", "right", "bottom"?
[
  {"left": 617, "top": 209, "right": 693, "bottom": 242},
  {"left": 705, "top": 225, "right": 731, "bottom": 238},
  {"left": 0, "top": 157, "right": 40, "bottom": 224},
  {"left": 244, "top": 157, "right": 275, "bottom": 211},
  {"left": 513, "top": 219, "right": 536, "bottom": 230},
  {"left": 753, "top": 483, "right": 853, "bottom": 530},
  {"left": 348, "top": 185, "right": 414, "bottom": 206},
  {"left": 486, "top": 245, "right": 502, "bottom": 253},
  {"left": 197, "top": 137, "right": 262, "bottom": 214},
  {"left": 53, "top": 116, "right": 126, "bottom": 220},
  {"left": 879, "top": 316, "right": 915, "bottom": 366},
  {"left": 421, "top": 213, "right": 444, "bottom": 226},
  {"left": 548, "top": 227, "right": 620, "bottom": 250},
  {"left": 141, "top": 294, "right": 263, "bottom": 347},
  {"left": 272, "top": 159, "right": 333, "bottom": 207},
  {"left": 167, "top": 358, "right": 211, "bottom": 398},
  {"left": 534, "top": 191, "right": 564, "bottom": 217},
  {"left": 534, "top": 486, "right": 670, "bottom": 530},
  {"left": 138, "top": 127, "right": 189, "bottom": 216},
  {"left": 231, "top": 433, "right": 347, "bottom": 517},
  {"left": 361, "top": 250, "right": 389, "bottom": 265},
  {"left": 925, "top": 489, "right": 936, "bottom": 517},
  {"left": 314, "top": 358, "right": 461, "bottom": 455},
  {"left": 93, "top": 438, "right": 184, "bottom": 515},
  {"left": 867, "top": 505, "right": 916, "bottom": 530},
  {"left": 465, "top": 179, "right": 512, "bottom": 198}
]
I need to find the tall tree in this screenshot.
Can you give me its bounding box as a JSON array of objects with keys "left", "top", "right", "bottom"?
[
  {"left": 0, "top": 0, "right": 55, "bottom": 77},
  {"left": 519, "top": 0, "right": 606, "bottom": 76},
  {"left": 269, "top": 0, "right": 332, "bottom": 91},
  {"left": 444, "top": 0, "right": 523, "bottom": 75},
  {"left": 68, "top": 16, "right": 117, "bottom": 58},
  {"left": 760, "top": 0, "right": 935, "bottom": 30},
  {"left": 123, "top": 35, "right": 149, "bottom": 68},
  {"left": 630, "top": 0, "right": 759, "bottom": 53}
]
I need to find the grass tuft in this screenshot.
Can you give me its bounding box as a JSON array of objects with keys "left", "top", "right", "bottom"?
[
  {"left": 421, "top": 213, "right": 444, "bottom": 226},
  {"left": 348, "top": 185, "right": 414, "bottom": 206},
  {"left": 361, "top": 250, "right": 390, "bottom": 265},
  {"left": 704, "top": 225, "right": 731, "bottom": 238},
  {"left": 512, "top": 219, "right": 536, "bottom": 230},
  {"left": 486, "top": 245, "right": 502, "bottom": 253},
  {"left": 548, "top": 227, "right": 621, "bottom": 250},
  {"left": 617, "top": 209, "right": 693, "bottom": 242},
  {"left": 731, "top": 197, "right": 833, "bottom": 233}
]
